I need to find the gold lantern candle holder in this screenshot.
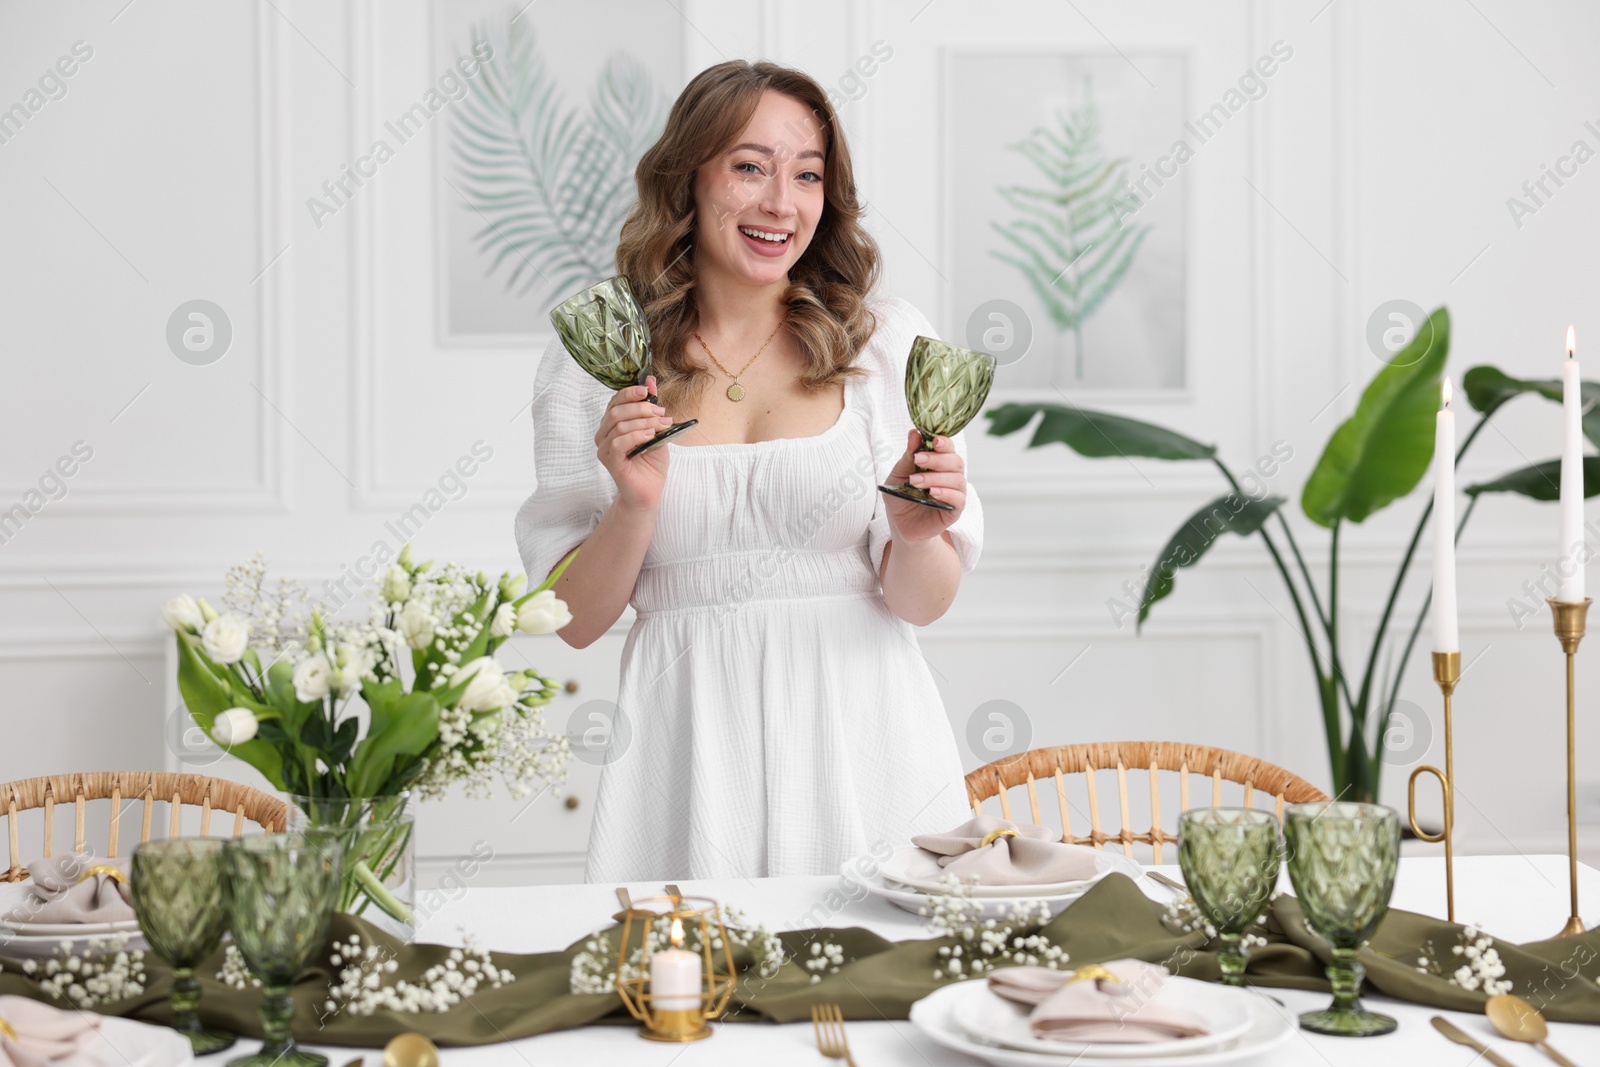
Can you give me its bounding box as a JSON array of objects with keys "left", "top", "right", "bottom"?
[{"left": 611, "top": 886, "right": 736, "bottom": 1042}]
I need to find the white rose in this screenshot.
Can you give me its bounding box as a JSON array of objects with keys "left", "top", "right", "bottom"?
[
  {"left": 201, "top": 614, "right": 250, "bottom": 664},
  {"left": 213, "top": 707, "right": 258, "bottom": 746},
  {"left": 293, "top": 652, "right": 333, "bottom": 703},
  {"left": 456, "top": 656, "right": 517, "bottom": 712},
  {"left": 162, "top": 595, "right": 205, "bottom": 633},
  {"left": 381, "top": 566, "right": 411, "bottom": 604},
  {"left": 396, "top": 601, "right": 435, "bottom": 650},
  {"left": 515, "top": 590, "right": 573, "bottom": 635},
  {"left": 489, "top": 602, "right": 517, "bottom": 639}
]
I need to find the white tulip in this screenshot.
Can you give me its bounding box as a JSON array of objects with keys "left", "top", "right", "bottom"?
[
  {"left": 396, "top": 601, "right": 436, "bottom": 650},
  {"left": 489, "top": 602, "right": 517, "bottom": 639},
  {"left": 333, "top": 643, "right": 375, "bottom": 696},
  {"left": 515, "top": 590, "right": 573, "bottom": 635},
  {"left": 293, "top": 652, "right": 333, "bottom": 703},
  {"left": 381, "top": 566, "right": 411, "bottom": 604},
  {"left": 162, "top": 595, "right": 205, "bottom": 633},
  {"left": 201, "top": 614, "right": 250, "bottom": 664},
  {"left": 456, "top": 656, "right": 517, "bottom": 712},
  {"left": 213, "top": 707, "right": 259, "bottom": 746}
]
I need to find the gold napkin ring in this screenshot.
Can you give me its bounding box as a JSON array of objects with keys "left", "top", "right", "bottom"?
[
  {"left": 0, "top": 1016, "right": 14, "bottom": 1040},
  {"left": 76, "top": 864, "right": 128, "bottom": 886},
  {"left": 1065, "top": 964, "right": 1120, "bottom": 985},
  {"left": 979, "top": 827, "right": 1020, "bottom": 849}
]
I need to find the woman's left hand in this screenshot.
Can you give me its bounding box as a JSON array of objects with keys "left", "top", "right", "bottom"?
[{"left": 883, "top": 428, "right": 966, "bottom": 544}]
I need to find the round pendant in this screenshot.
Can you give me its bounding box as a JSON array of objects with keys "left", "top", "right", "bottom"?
[{"left": 726, "top": 381, "right": 745, "bottom": 402}]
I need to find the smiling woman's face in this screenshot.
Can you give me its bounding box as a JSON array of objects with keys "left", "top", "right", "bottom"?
[{"left": 691, "top": 89, "right": 827, "bottom": 290}]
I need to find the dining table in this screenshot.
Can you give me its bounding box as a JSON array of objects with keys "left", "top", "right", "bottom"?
[{"left": 193, "top": 853, "right": 1600, "bottom": 1066}]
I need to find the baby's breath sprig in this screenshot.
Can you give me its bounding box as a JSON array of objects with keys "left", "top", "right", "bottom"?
[
  {"left": 1413, "top": 923, "right": 1511, "bottom": 995},
  {"left": 20, "top": 933, "right": 145, "bottom": 1007},
  {"left": 917, "top": 873, "right": 1069, "bottom": 980},
  {"left": 216, "top": 943, "right": 261, "bottom": 990},
  {"left": 320, "top": 930, "right": 513, "bottom": 1016}
]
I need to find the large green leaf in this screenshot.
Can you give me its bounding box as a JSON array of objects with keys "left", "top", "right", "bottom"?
[
  {"left": 1301, "top": 307, "right": 1450, "bottom": 527},
  {"left": 1465, "top": 456, "right": 1600, "bottom": 501},
  {"left": 347, "top": 678, "right": 441, "bottom": 797},
  {"left": 1461, "top": 365, "right": 1600, "bottom": 446},
  {"left": 984, "top": 404, "right": 1215, "bottom": 460},
  {"left": 174, "top": 635, "right": 285, "bottom": 790},
  {"left": 1137, "top": 495, "right": 1285, "bottom": 629}
]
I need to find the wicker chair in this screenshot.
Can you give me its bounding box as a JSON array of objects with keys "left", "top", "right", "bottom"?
[
  {"left": 0, "top": 772, "right": 286, "bottom": 882},
  {"left": 964, "top": 742, "right": 1329, "bottom": 864}
]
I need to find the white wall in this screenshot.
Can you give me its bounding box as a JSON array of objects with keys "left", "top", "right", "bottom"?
[{"left": 2, "top": 0, "right": 1596, "bottom": 887}]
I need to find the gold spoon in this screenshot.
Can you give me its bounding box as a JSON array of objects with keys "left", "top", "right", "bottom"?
[
  {"left": 383, "top": 1032, "right": 440, "bottom": 1067},
  {"left": 1485, "top": 994, "right": 1580, "bottom": 1067}
]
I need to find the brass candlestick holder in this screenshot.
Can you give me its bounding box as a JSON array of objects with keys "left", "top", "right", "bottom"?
[
  {"left": 1408, "top": 650, "right": 1461, "bottom": 922},
  {"left": 611, "top": 885, "right": 736, "bottom": 1041},
  {"left": 1550, "top": 597, "right": 1591, "bottom": 938}
]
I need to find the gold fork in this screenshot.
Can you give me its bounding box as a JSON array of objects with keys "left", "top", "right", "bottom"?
[{"left": 811, "top": 1003, "right": 858, "bottom": 1067}]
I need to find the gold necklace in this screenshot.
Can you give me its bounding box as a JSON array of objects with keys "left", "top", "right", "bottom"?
[{"left": 693, "top": 321, "right": 783, "bottom": 402}]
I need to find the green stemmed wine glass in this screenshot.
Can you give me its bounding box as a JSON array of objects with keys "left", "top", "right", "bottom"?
[
  {"left": 1177, "top": 807, "right": 1282, "bottom": 986},
  {"left": 222, "top": 832, "right": 343, "bottom": 1067},
  {"left": 1284, "top": 802, "right": 1401, "bottom": 1037},
  {"left": 130, "top": 837, "right": 236, "bottom": 1054},
  {"left": 550, "top": 275, "right": 698, "bottom": 458},
  {"left": 878, "top": 336, "right": 996, "bottom": 512}
]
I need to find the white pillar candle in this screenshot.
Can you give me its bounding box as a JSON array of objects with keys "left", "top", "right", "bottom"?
[
  {"left": 650, "top": 918, "right": 701, "bottom": 1011},
  {"left": 1432, "top": 378, "right": 1459, "bottom": 653},
  {"left": 1559, "top": 326, "right": 1586, "bottom": 603}
]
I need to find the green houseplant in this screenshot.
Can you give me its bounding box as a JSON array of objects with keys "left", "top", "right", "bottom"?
[{"left": 986, "top": 307, "right": 1598, "bottom": 802}]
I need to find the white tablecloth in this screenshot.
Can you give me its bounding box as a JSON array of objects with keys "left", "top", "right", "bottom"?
[{"left": 197, "top": 854, "right": 1600, "bottom": 1065}]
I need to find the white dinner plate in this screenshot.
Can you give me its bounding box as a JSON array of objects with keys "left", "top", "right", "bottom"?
[
  {"left": 910, "top": 979, "right": 1295, "bottom": 1067},
  {"left": 849, "top": 863, "right": 1093, "bottom": 920},
  {"left": 880, "top": 845, "right": 1143, "bottom": 897},
  {"left": 99, "top": 1014, "right": 196, "bottom": 1066},
  {"left": 0, "top": 926, "right": 148, "bottom": 961},
  {"left": 951, "top": 974, "right": 1255, "bottom": 1058},
  {"left": 0, "top": 917, "right": 140, "bottom": 937}
]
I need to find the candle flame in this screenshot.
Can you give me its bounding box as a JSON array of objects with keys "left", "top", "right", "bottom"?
[
  {"left": 1442, "top": 377, "right": 1453, "bottom": 408},
  {"left": 1569, "top": 325, "right": 1576, "bottom": 355},
  {"left": 670, "top": 916, "right": 684, "bottom": 946}
]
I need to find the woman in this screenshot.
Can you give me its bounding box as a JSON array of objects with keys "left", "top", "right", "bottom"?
[{"left": 513, "top": 59, "right": 983, "bottom": 882}]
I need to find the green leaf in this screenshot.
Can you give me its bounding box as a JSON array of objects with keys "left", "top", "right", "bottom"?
[
  {"left": 1461, "top": 365, "right": 1600, "bottom": 447},
  {"left": 1138, "top": 495, "right": 1286, "bottom": 628},
  {"left": 347, "top": 678, "right": 441, "bottom": 798},
  {"left": 1301, "top": 307, "right": 1450, "bottom": 527},
  {"left": 984, "top": 404, "right": 1215, "bottom": 460},
  {"left": 1465, "top": 456, "right": 1600, "bottom": 501},
  {"left": 174, "top": 634, "right": 285, "bottom": 790}
]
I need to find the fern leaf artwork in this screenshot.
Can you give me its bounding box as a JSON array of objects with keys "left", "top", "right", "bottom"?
[
  {"left": 450, "top": 14, "right": 666, "bottom": 304},
  {"left": 989, "top": 77, "right": 1151, "bottom": 381}
]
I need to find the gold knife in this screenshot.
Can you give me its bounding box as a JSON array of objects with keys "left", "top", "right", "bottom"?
[{"left": 1433, "top": 1016, "right": 1519, "bottom": 1067}]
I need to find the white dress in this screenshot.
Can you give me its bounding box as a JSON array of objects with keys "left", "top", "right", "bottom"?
[{"left": 513, "top": 296, "right": 983, "bottom": 882}]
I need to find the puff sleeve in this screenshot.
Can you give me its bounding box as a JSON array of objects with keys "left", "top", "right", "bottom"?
[
  {"left": 864, "top": 297, "right": 985, "bottom": 577},
  {"left": 513, "top": 333, "right": 619, "bottom": 586}
]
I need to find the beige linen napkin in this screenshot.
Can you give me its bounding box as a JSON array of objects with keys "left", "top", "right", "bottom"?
[
  {"left": 911, "top": 815, "right": 1099, "bottom": 886},
  {"left": 6, "top": 854, "right": 133, "bottom": 926},
  {"left": 988, "top": 960, "right": 1210, "bottom": 1043}
]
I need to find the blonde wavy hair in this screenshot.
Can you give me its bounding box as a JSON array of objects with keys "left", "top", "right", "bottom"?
[{"left": 615, "top": 60, "right": 881, "bottom": 411}]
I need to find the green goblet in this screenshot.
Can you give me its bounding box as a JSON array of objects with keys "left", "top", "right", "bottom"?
[
  {"left": 550, "top": 275, "right": 698, "bottom": 458},
  {"left": 130, "top": 837, "right": 236, "bottom": 1054},
  {"left": 1284, "top": 802, "right": 1401, "bottom": 1037},
  {"left": 222, "top": 832, "right": 343, "bottom": 1067},
  {"left": 878, "top": 336, "right": 996, "bottom": 512},
  {"left": 1177, "top": 807, "right": 1282, "bottom": 986}
]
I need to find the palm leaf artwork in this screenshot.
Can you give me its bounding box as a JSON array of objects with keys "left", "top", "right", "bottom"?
[
  {"left": 990, "top": 77, "right": 1151, "bottom": 382},
  {"left": 450, "top": 15, "right": 666, "bottom": 304}
]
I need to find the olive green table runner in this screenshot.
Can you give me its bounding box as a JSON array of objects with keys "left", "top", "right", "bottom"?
[{"left": 3, "top": 873, "right": 1599, "bottom": 1048}]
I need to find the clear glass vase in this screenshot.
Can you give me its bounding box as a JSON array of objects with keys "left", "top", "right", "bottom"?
[{"left": 285, "top": 793, "right": 415, "bottom": 941}]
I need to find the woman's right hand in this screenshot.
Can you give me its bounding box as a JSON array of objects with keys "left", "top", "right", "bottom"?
[{"left": 596, "top": 374, "right": 674, "bottom": 511}]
